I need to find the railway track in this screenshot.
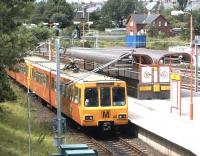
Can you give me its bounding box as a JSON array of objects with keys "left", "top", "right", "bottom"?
[
  {"left": 173, "top": 67, "right": 200, "bottom": 91},
  {"left": 99, "top": 138, "right": 147, "bottom": 156},
  {"left": 66, "top": 127, "right": 164, "bottom": 156},
  {"left": 118, "top": 137, "right": 166, "bottom": 156},
  {"left": 64, "top": 128, "right": 114, "bottom": 155},
  {"left": 11, "top": 69, "right": 165, "bottom": 156},
  {"left": 97, "top": 136, "right": 165, "bottom": 156}
]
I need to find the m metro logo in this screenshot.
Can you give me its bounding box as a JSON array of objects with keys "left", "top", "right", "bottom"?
[{"left": 102, "top": 110, "right": 110, "bottom": 118}]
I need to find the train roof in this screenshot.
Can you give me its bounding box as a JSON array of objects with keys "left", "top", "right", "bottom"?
[
  {"left": 25, "top": 56, "right": 50, "bottom": 63},
  {"left": 24, "top": 56, "right": 122, "bottom": 83}
]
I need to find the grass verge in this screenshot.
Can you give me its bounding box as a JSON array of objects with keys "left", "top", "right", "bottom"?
[{"left": 0, "top": 81, "right": 56, "bottom": 156}]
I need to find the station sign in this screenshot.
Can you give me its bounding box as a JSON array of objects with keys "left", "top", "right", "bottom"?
[
  {"left": 168, "top": 46, "right": 192, "bottom": 53},
  {"left": 141, "top": 66, "right": 152, "bottom": 83},
  {"left": 159, "top": 66, "right": 170, "bottom": 83},
  {"left": 170, "top": 72, "right": 181, "bottom": 115},
  {"left": 139, "top": 85, "right": 152, "bottom": 91},
  {"left": 170, "top": 73, "right": 181, "bottom": 81}
]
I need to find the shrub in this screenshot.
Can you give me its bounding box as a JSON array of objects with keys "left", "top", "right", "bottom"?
[{"left": 0, "top": 68, "right": 16, "bottom": 102}]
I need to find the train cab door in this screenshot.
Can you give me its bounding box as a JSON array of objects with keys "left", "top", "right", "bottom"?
[
  {"left": 64, "top": 85, "right": 76, "bottom": 119},
  {"left": 60, "top": 78, "right": 70, "bottom": 116},
  {"left": 70, "top": 86, "right": 82, "bottom": 124},
  {"left": 42, "top": 71, "right": 50, "bottom": 103}
]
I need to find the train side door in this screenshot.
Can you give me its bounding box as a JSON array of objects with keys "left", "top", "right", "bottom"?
[{"left": 50, "top": 73, "right": 57, "bottom": 108}]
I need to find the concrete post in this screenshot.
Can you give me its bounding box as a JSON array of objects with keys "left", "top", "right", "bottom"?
[{"left": 55, "top": 38, "right": 62, "bottom": 146}]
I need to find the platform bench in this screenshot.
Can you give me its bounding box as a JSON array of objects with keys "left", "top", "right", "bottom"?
[{"left": 65, "top": 149, "right": 96, "bottom": 156}]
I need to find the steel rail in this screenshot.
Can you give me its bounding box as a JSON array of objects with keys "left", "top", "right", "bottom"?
[{"left": 119, "top": 137, "right": 148, "bottom": 156}]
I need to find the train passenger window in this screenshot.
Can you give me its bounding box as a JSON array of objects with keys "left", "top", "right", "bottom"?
[
  {"left": 78, "top": 88, "right": 81, "bottom": 105},
  {"left": 34, "top": 71, "right": 41, "bottom": 83},
  {"left": 100, "top": 87, "right": 110, "bottom": 107},
  {"left": 65, "top": 86, "right": 70, "bottom": 99},
  {"left": 18, "top": 64, "right": 27, "bottom": 75},
  {"left": 51, "top": 78, "right": 54, "bottom": 89},
  {"left": 25, "top": 66, "right": 28, "bottom": 75},
  {"left": 32, "top": 70, "right": 37, "bottom": 81},
  {"left": 51, "top": 78, "right": 56, "bottom": 91},
  {"left": 69, "top": 86, "right": 73, "bottom": 101},
  {"left": 74, "top": 87, "right": 80, "bottom": 104},
  {"left": 61, "top": 84, "right": 65, "bottom": 96},
  {"left": 41, "top": 74, "right": 46, "bottom": 86},
  {"left": 112, "top": 87, "right": 125, "bottom": 106},
  {"left": 85, "top": 88, "right": 98, "bottom": 107},
  {"left": 45, "top": 75, "right": 49, "bottom": 87}
]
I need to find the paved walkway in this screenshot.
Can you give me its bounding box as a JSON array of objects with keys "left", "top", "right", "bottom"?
[{"left": 128, "top": 90, "right": 200, "bottom": 155}]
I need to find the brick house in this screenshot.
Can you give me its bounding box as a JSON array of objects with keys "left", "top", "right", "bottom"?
[{"left": 126, "top": 14, "right": 173, "bottom": 37}]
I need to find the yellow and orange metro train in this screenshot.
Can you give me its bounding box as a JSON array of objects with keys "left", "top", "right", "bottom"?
[{"left": 7, "top": 56, "right": 128, "bottom": 130}]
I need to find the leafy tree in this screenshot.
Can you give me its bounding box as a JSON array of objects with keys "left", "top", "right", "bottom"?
[
  {"left": 28, "top": 25, "right": 51, "bottom": 44},
  {"left": 181, "top": 27, "right": 189, "bottom": 40},
  {"left": 31, "top": 0, "right": 74, "bottom": 28},
  {"left": 90, "top": 11, "right": 114, "bottom": 31},
  {"left": 0, "top": 1, "right": 51, "bottom": 102},
  {"left": 193, "top": 9, "right": 200, "bottom": 35},
  {"left": 0, "top": 0, "right": 35, "bottom": 102},
  {"left": 146, "top": 24, "right": 159, "bottom": 37},
  {"left": 194, "top": 17, "right": 200, "bottom": 35},
  {"left": 176, "top": 0, "right": 188, "bottom": 11},
  {"left": 101, "top": 0, "right": 144, "bottom": 28},
  {"left": 30, "top": 1, "right": 46, "bottom": 24}
]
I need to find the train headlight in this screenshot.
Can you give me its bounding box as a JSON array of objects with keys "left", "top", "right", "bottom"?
[
  {"left": 118, "top": 114, "right": 127, "bottom": 119},
  {"left": 84, "top": 115, "right": 93, "bottom": 121}
]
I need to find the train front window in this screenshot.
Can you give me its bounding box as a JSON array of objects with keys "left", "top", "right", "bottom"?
[
  {"left": 100, "top": 87, "right": 110, "bottom": 107},
  {"left": 112, "top": 87, "right": 125, "bottom": 106},
  {"left": 85, "top": 88, "right": 98, "bottom": 107}
]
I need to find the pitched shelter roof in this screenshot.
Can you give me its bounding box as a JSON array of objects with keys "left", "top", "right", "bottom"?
[{"left": 128, "top": 14, "right": 160, "bottom": 24}]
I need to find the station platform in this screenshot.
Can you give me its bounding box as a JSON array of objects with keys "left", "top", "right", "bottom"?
[{"left": 128, "top": 89, "right": 200, "bottom": 156}]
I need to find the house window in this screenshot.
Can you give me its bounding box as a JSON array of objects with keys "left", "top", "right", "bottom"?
[
  {"left": 165, "top": 22, "right": 168, "bottom": 26},
  {"left": 159, "top": 21, "right": 162, "bottom": 27},
  {"left": 130, "top": 22, "right": 133, "bottom": 27}
]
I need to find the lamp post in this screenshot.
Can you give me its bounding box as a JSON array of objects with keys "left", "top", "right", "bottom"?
[
  {"left": 82, "top": 18, "right": 85, "bottom": 48},
  {"left": 45, "top": 22, "right": 62, "bottom": 146},
  {"left": 27, "top": 91, "right": 35, "bottom": 156},
  {"left": 86, "top": 21, "right": 93, "bottom": 33},
  {"left": 86, "top": 9, "right": 94, "bottom": 32},
  {"left": 171, "top": 10, "right": 194, "bottom": 120},
  {"left": 194, "top": 36, "right": 199, "bottom": 92},
  {"left": 43, "top": 22, "right": 60, "bottom": 61},
  {"left": 55, "top": 38, "right": 63, "bottom": 146}
]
